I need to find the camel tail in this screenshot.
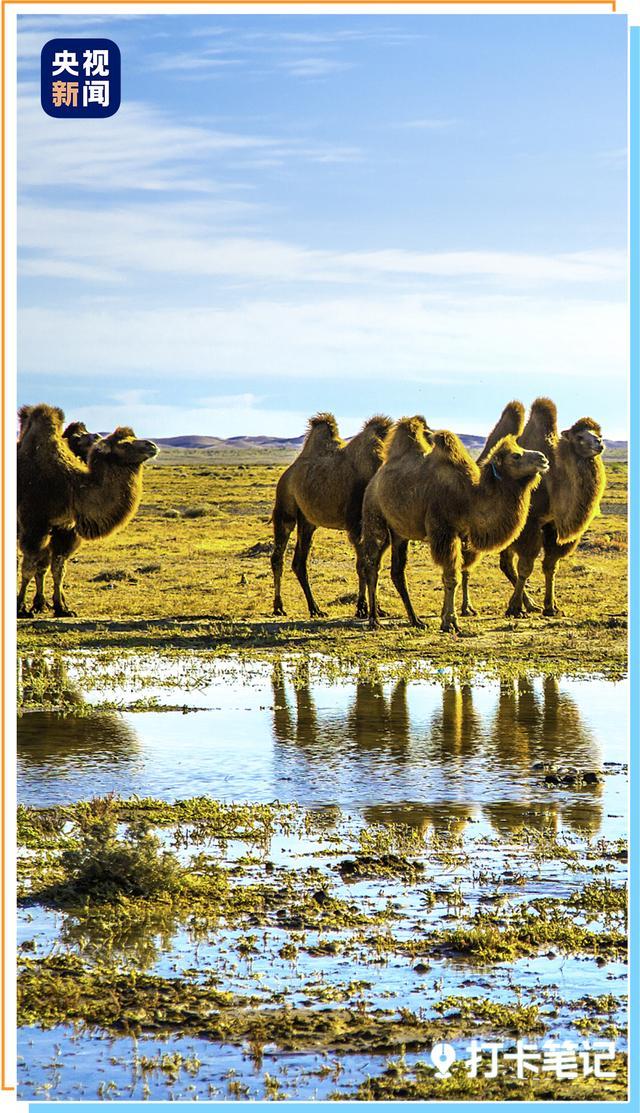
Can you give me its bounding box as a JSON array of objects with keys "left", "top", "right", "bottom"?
[
  {"left": 383, "top": 416, "right": 432, "bottom": 462},
  {"left": 477, "top": 400, "right": 525, "bottom": 464}
]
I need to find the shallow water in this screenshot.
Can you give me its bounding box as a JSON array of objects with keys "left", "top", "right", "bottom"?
[
  {"left": 17, "top": 654, "right": 629, "bottom": 1101},
  {"left": 18, "top": 662, "right": 627, "bottom": 843}
]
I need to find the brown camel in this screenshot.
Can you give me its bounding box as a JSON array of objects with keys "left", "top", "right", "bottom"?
[
  {"left": 270, "top": 413, "right": 393, "bottom": 619},
  {"left": 361, "top": 417, "right": 549, "bottom": 632},
  {"left": 17, "top": 411, "right": 102, "bottom": 613},
  {"left": 460, "top": 400, "right": 526, "bottom": 616},
  {"left": 17, "top": 404, "right": 157, "bottom": 617},
  {"left": 497, "top": 398, "right": 606, "bottom": 617}
]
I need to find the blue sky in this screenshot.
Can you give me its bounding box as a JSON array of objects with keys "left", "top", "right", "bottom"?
[{"left": 17, "top": 14, "right": 627, "bottom": 439}]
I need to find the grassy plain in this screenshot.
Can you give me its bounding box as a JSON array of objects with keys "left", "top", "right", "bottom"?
[{"left": 17, "top": 450, "right": 628, "bottom": 678}]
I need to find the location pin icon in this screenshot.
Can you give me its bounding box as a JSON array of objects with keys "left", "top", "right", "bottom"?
[{"left": 431, "top": 1041, "right": 456, "bottom": 1078}]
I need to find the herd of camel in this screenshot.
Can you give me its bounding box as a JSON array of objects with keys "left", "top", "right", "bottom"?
[{"left": 16, "top": 398, "right": 606, "bottom": 632}]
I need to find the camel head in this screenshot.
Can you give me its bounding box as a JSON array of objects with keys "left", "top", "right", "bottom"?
[
  {"left": 485, "top": 435, "right": 549, "bottom": 485},
  {"left": 63, "top": 421, "right": 101, "bottom": 462},
  {"left": 561, "top": 418, "right": 604, "bottom": 459},
  {"left": 89, "top": 426, "right": 158, "bottom": 467}
]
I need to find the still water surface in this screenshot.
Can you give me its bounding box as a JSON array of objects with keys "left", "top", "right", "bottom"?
[{"left": 19, "top": 662, "right": 627, "bottom": 841}]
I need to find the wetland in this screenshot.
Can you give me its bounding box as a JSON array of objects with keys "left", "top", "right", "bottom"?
[{"left": 16, "top": 453, "right": 628, "bottom": 1100}]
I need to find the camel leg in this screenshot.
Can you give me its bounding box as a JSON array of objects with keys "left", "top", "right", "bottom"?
[
  {"left": 292, "top": 514, "right": 326, "bottom": 618},
  {"left": 505, "top": 524, "right": 543, "bottom": 618},
  {"left": 430, "top": 529, "right": 462, "bottom": 634},
  {"left": 461, "top": 546, "right": 481, "bottom": 617},
  {"left": 541, "top": 525, "right": 575, "bottom": 617},
  {"left": 271, "top": 507, "right": 295, "bottom": 616},
  {"left": 50, "top": 529, "right": 81, "bottom": 617},
  {"left": 349, "top": 530, "right": 387, "bottom": 620},
  {"left": 390, "top": 533, "right": 424, "bottom": 629},
  {"left": 17, "top": 552, "right": 39, "bottom": 617},
  {"left": 32, "top": 549, "right": 52, "bottom": 613},
  {"left": 17, "top": 529, "right": 50, "bottom": 617},
  {"left": 500, "top": 546, "right": 540, "bottom": 613},
  {"left": 361, "top": 515, "right": 390, "bottom": 631}
]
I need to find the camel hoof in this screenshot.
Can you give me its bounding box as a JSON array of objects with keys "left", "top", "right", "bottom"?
[
  {"left": 543, "top": 606, "right": 563, "bottom": 618},
  {"left": 524, "top": 602, "right": 542, "bottom": 614},
  {"left": 17, "top": 606, "right": 33, "bottom": 619},
  {"left": 31, "top": 598, "right": 49, "bottom": 614},
  {"left": 53, "top": 607, "right": 77, "bottom": 618},
  {"left": 273, "top": 602, "right": 286, "bottom": 616},
  {"left": 440, "top": 618, "right": 460, "bottom": 636},
  {"left": 355, "top": 602, "right": 368, "bottom": 619},
  {"left": 310, "top": 608, "right": 327, "bottom": 619},
  {"left": 461, "top": 605, "right": 478, "bottom": 617},
  {"left": 505, "top": 604, "right": 526, "bottom": 618},
  {"left": 368, "top": 618, "right": 381, "bottom": 631},
  {"left": 377, "top": 606, "right": 389, "bottom": 618},
  {"left": 409, "top": 618, "right": 426, "bottom": 630}
]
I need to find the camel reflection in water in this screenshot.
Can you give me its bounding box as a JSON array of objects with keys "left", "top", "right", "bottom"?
[{"left": 271, "top": 665, "right": 603, "bottom": 836}]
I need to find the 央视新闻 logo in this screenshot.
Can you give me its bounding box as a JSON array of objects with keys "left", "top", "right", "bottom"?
[{"left": 41, "top": 39, "right": 121, "bottom": 118}]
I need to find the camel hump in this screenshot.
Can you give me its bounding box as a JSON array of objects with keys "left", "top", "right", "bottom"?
[
  {"left": 521, "top": 397, "right": 558, "bottom": 452},
  {"left": 300, "top": 412, "right": 343, "bottom": 455},
  {"left": 17, "top": 405, "right": 34, "bottom": 440},
  {"left": 361, "top": 414, "right": 393, "bottom": 438},
  {"left": 432, "top": 429, "right": 479, "bottom": 481},
  {"left": 384, "top": 416, "right": 432, "bottom": 461},
  {"left": 19, "top": 402, "right": 65, "bottom": 435},
  {"left": 477, "top": 400, "right": 525, "bottom": 464}
]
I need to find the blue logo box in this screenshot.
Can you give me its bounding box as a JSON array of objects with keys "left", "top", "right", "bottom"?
[{"left": 41, "top": 38, "right": 121, "bottom": 118}]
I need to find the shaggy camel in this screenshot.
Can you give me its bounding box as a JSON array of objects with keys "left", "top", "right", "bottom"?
[
  {"left": 271, "top": 413, "right": 393, "bottom": 618},
  {"left": 17, "top": 404, "right": 157, "bottom": 617},
  {"left": 498, "top": 398, "right": 605, "bottom": 617},
  {"left": 460, "top": 400, "right": 526, "bottom": 616},
  {"left": 361, "top": 418, "right": 549, "bottom": 632},
  {"left": 17, "top": 410, "right": 102, "bottom": 613}
]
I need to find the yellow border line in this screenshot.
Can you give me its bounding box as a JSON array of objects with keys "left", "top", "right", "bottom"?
[{"left": 0, "top": 0, "right": 621, "bottom": 1094}]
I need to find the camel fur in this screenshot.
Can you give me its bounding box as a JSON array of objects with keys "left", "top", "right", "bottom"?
[
  {"left": 461, "top": 400, "right": 526, "bottom": 615},
  {"left": 17, "top": 404, "right": 158, "bottom": 617},
  {"left": 498, "top": 398, "right": 606, "bottom": 617},
  {"left": 270, "top": 413, "right": 393, "bottom": 618},
  {"left": 360, "top": 418, "right": 549, "bottom": 632}
]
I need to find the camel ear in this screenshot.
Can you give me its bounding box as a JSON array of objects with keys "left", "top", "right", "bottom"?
[{"left": 560, "top": 428, "right": 571, "bottom": 439}]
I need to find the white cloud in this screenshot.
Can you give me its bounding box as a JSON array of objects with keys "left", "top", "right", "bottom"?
[
  {"left": 19, "top": 292, "right": 625, "bottom": 385},
  {"left": 19, "top": 202, "right": 626, "bottom": 289},
  {"left": 18, "top": 83, "right": 362, "bottom": 195},
  {"left": 279, "top": 56, "right": 351, "bottom": 78},
  {"left": 67, "top": 399, "right": 316, "bottom": 441}
]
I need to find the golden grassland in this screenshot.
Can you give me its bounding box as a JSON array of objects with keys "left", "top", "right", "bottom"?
[{"left": 17, "top": 452, "right": 628, "bottom": 677}]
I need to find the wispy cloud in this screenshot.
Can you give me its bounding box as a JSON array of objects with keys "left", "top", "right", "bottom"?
[
  {"left": 278, "top": 56, "right": 352, "bottom": 78},
  {"left": 19, "top": 292, "right": 625, "bottom": 386},
  {"left": 18, "top": 202, "right": 626, "bottom": 289},
  {"left": 18, "top": 84, "right": 362, "bottom": 193}
]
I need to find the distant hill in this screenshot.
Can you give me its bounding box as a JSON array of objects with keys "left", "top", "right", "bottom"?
[
  {"left": 147, "top": 432, "right": 626, "bottom": 458},
  {"left": 153, "top": 432, "right": 488, "bottom": 451}
]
